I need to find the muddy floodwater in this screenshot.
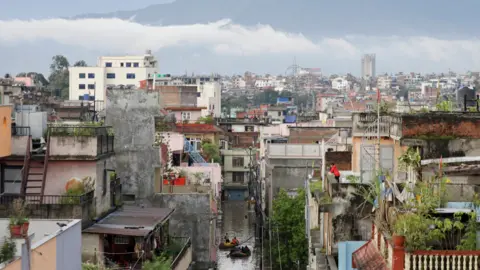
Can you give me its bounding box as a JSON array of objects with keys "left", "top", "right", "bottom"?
[{"left": 216, "top": 201, "right": 258, "bottom": 270}]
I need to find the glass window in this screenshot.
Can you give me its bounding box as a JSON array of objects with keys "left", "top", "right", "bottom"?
[
  {"left": 120, "top": 63, "right": 124, "bottom": 67},
  {"left": 126, "top": 73, "right": 136, "bottom": 79},
  {"left": 79, "top": 73, "right": 85, "bottom": 79},
  {"left": 79, "top": 84, "right": 86, "bottom": 89},
  {"left": 88, "top": 73, "right": 95, "bottom": 79},
  {"left": 232, "top": 157, "right": 244, "bottom": 167},
  {"left": 106, "top": 73, "right": 115, "bottom": 79},
  {"left": 105, "top": 62, "right": 112, "bottom": 67},
  {"left": 88, "top": 84, "right": 95, "bottom": 90},
  {"left": 133, "top": 62, "right": 139, "bottom": 67},
  {"left": 126, "top": 62, "right": 132, "bottom": 67}
]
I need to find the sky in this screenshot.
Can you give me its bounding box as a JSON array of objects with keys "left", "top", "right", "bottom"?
[
  {"left": 0, "top": 0, "right": 174, "bottom": 19},
  {"left": 0, "top": 0, "right": 480, "bottom": 76}
]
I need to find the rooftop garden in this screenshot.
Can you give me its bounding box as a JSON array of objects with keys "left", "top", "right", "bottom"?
[{"left": 49, "top": 122, "right": 114, "bottom": 137}]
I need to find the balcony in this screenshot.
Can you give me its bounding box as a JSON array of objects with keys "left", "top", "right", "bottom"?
[
  {"left": 48, "top": 125, "right": 114, "bottom": 159},
  {"left": 0, "top": 190, "right": 95, "bottom": 228},
  {"left": 352, "top": 113, "right": 402, "bottom": 139},
  {"left": 267, "top": 143, "right": 322, "bottom": 159},
  {"left": 169, "top": 237, "right": 193, "bottom": 270},
  {"left": 405, "top": 251, "right": 480, "bottom": 270}
]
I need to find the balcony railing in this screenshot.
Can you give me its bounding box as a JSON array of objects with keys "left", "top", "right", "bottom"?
[
  {"left": 0, "top": 190, "right": 95, "bottom": 228},
  {"left": 48, "top": 125, "right": 114, "bottom": 157},
  {"left": 216, "top": 118, "right": 269, "bottom": 124},
  {"left": 11, "top": 126, "right": 30, "bottom": 136},
  {"left": 405, "top": 250, "right": 480, "bottom": 270}
]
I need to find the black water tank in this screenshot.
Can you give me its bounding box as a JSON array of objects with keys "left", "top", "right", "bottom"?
[{"left": 456, "top": 86, "right": 476, "bottom": 107}]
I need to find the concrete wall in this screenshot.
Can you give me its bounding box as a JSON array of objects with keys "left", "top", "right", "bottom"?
[
  {"left": 50, "top": 136, "right": 97, "bottom": 157},
  {"left": 326, "top": 151, "right": 352, "bottom": 170},
  {"left": 402, "top": 114, "right": 480, "bottom": 138},
  {"left": 0, "top": 105, "right": 12, "bottom": 158},
  {"left": 44, "top": 160, "right": 97, "bottom": 195},
  {"left": 82, "top": 233, "right": 103, "bottom": 263},
  {"left": 173, "top": 111, "right": 202, "bottom": 123},
  {"left": 172, "top": 245, "right": 193, "bottom": 270},
  {"left": 151, "top": 193, "right": 214, "bottom": 268},
  {"left": 106, "top": 89, "right": 161, "bottom": 200},
  {"left": 14, "top": 111, "right": 47, "bottom": 139},
  {"left": 177, "top": 165, "right": 222, "bottom": 198},
  {"left": 11, "top": 135, "right": 30, "bottom": 156},
  {"left": 160, "top": 132, "right": 184, "bottom": 152}
]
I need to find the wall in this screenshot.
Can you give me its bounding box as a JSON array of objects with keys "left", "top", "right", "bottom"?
[
  {"left": 0, "top": 105, "right": 12, "bottom": 158},
  {"left": 338, "top": 241, "right": 367, "bottom": 270},
  {"left": 160, "top": 132, "right": 184, "bottom": 152},
  {"left": 44, "top": 160, "right": 96, "bottom": 195},
  {"left": 157, "top": 86, "right": 198, "bottom": 108},
  {"left": 69, "top": 66, "right": 106, "bottom": 101},
  {"left": 11, "top": 136, "right": 30, "bottom": 156},
  {"left": 172, "top": 245, "right": 193, "bottom": 270},
  {"left": 178, "top": 165, "right": 222, "bottom": 198},
  {"left": 106, "top": 89, "right": 161, "bottom": 200},
  {"left": 14, "top": 111, "right": 47, "bottom": 139},
  {"left": 173, "top": 111, "right": 202, "bottom": 123},
  {"left": 405, "top": 138, "right": 480, "bottom": 159},
  {"left": 55, "top": 219, "right": 82, "bottom": 270},
  {"left": 49, "top": 136, "right": 98, "bottom": 158},
  {"left": 352, "top": 137, "right": 405, "bottom": 176},
  {"left": 151, "top": 193, "right": 214, "bottom": 268},
  {"left": 402, "top": 114, "right": 480, "bottom": 138},
  {"left": 326, "top": 151, "right": 352, "bottom": 170},
  {"left": 197, "top": 83, "right": 221, "bottom": 117},
  {"left": 82, "top": 233, "right": 103, "bottom": 263}
]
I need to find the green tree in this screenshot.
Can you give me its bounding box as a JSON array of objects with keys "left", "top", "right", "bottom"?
[
  {"left": 254, "top": 89, "right": 279, "bottom": 105},
  {"left": 201, "top": 142, "right": 221, "bottom": 163},
  {"left": 269, "top": 189, "right": 308, "bottom": 269},
  {"left": 142, "top": 255, "right": 172, "bottom": 270},
  {"left": 74, "top": 60, "right": 88, "bottom": 67},
  {"left": 48, "top": 55, "right": 70, "bottom": 99}
]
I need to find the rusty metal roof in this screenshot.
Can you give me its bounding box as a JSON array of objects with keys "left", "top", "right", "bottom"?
[{"left": 83, "top": 206, "right": 174, "bottom": 237}]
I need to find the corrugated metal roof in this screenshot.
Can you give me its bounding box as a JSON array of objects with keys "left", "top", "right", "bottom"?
[{"left": 83, "top": 206, "right": 174, "bottom": 237}]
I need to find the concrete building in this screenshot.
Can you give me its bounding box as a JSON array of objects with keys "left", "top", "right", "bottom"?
[
  {"left": 331, "top": 77, "right": 349, "bottom": 91},
  {"left": 197, "top": 82, "right": 221, "bottom": 117},
  {"left": 221, "top": 148, "right": 254, "bottom": 200},
  {"left": 0, "top": 105, "right": 12, "bottom": 158},
  {"left": 361, "top": 54, "right": 376, "bottom": 79},
  {"left": 68, "top": 51, "right": 158, "bottom": 101},
  {"left": 1, "top": 219, "right": 81, "bottom": 270}
]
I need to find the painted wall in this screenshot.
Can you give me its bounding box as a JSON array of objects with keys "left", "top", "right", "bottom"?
[
  {"left": 173, "top": 111, "right": 202, "bottom": 123},
  {"left": 55, "top": 219, "right": 82, "bottom": 270},
  {"left": 14, "top": 111, "right": 47, "bottom": 139},
  {"left": 172, "top": 245, "right": 193, "bottom": 270},
  {"left": 0, "top": 105, "right": 12, "bottom": 158},
  {"left": 82, "top": 233, "right": 103, "bottom": 262},
  {"left": 161, "top": 132, "right": 185, "bottom": 152},
  {"left": 11, "top": 136, "right": 31, "bottom": 156},
  {"left": 49, "top": 136, "right": 98, "bottom": 157},
  {"left": 338, "top": 241, "right": 367, "bottom": 270},
  {"left": 178, "top": 165, "right": 222, "bottom": 198}
]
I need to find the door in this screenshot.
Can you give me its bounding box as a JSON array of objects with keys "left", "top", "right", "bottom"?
[
  {"left": 227, "top": 189, "right": 245, "bottom": 201},
  {"left": 360, "top": 144, "right": 375, "bottom": 183},
  {"left": 380, "top": 146, "right": 394, "bottom": 175}
]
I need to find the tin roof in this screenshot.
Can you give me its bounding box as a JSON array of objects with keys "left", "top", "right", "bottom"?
[{"left": 83, "top": 206, "right": 174, "bottom": 237}]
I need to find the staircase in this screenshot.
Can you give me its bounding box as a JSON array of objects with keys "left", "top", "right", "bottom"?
[
  {"left": 183, "top": 138, "right": 207, "bottom": 165},
  {"left": 21, "top": 135, "right": 50, "bottom": 202}
]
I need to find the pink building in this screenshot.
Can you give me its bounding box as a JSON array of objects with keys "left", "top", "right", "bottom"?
[{"left": 165, "top": 106, "right": 206, "bottom": 123}]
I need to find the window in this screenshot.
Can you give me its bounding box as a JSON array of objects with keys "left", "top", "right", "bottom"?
[
  {"left": 232, "top": 157, "right": 244, "bottom": 167},
  {"left": 105, "top": 62, "right": 112, "bottom": 67},
  {"left": 88, "top": 73, "right": 95, "bottom": 79},
  {"left": 197, "top": 92, "right": 201, "bottom": 97},
  {"left": 88, "top": 84, "right": 95, "bottom": 90},
  {"left": 126, "top": 73, "right": 136, "bottom": 79},
  {"left": 126, "top": 62, "right": 132, "bottom": 67},
  {"left": 212, "top": 105, "right": 215, "bottom": 110},
  {"left": 2, "top": 165, "right": 22, "bottom": 194},
  {"left": 232, "top": 172, "right": 244, "bottom": 183},
  {"left": 278, "top": 111, "right": 281, "bottom": 116},
  {"left": 120, "top": 62, "right": 124, "bottom": 67},
  {"left": 114, "top": 236, "right": 130, "bottom": 245},
  {"left": 133, "top": 62, "right": 139, "bottom": 67},
  {"left": 79, "top": 84, "right": 86, "bottom": 89},
  {"left": 182, "top": 112, "right": 191, "bottom": 121},
  {"left": 79, "top": 73, "right": 85, "bottom": 79},
  {"left": 245, "top": 126, "right": 254, "bottom": 132},
  {"left": 106, "top": 73, "right": 115, "bottom": 79}
]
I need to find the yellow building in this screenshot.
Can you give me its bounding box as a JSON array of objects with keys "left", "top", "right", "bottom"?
[{"left": 0, "top": 105, "right": 12, "bottom": 158}]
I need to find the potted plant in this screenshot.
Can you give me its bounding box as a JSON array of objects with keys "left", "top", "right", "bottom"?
[
  {"left": 9, "top": 199, "right": 29, "bottom": 238},
  {"left": 176, "top": 170, "right": 187, "bottom": 186},
  {"left": 393, "top": 215, "right": 408, "bottom": 248}
]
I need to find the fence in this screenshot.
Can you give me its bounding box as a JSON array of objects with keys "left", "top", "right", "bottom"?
[
  {"left": 405, "top": 251, "right": 480, "bottom": 270},
  {"left": 0, "top": 190, "right": 95, "bottom": 228},
  {"left": 97, "top": 134, "right": 115, "bottom": 155},
  {"left": 11, "top": 126, "right": 30, "bottom": 136}
]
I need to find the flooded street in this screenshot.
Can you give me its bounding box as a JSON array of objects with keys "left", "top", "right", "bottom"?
[{"left": 217, "top": 201, "right": 258, "bottom": 270}]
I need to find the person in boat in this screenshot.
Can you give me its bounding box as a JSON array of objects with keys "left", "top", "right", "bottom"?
[
  {"left": 224, "top": 234, "right": 230, "bottom": 243},
  {"left": 231, "top": 237, "right": 239, "bottom": 245}
]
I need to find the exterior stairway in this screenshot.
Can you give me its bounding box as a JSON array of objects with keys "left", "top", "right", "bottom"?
[
  {"left": 183, "top": 138, "right": 207, "bottom": 165},
  {"left": 21, "top": 135, "right": 50, "bottom": 201}
]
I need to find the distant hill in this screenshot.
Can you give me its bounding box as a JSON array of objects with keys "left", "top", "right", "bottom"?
[{"left": 73, "top": 0, "right": 480, "bottom": 38}]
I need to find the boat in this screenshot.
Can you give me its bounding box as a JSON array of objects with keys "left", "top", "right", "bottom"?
[
  {"left": 218, "top": 242, "right": 239, "bottom": 250},
  {"left": 229, "top": 248, "right": 251, "bottom": 258}
]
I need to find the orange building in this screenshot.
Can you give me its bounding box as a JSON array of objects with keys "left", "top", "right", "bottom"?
[{"left": 0, "top": 105, "right": 12, "bottom": 158}]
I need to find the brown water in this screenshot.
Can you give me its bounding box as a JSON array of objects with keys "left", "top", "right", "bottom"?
[{"left": 216, "top": 201, "right": 258, "bottom": 270}]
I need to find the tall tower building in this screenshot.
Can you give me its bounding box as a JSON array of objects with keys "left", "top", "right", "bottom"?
[{"left": 361, "top": 54, "right": 376, "bottom": 79}]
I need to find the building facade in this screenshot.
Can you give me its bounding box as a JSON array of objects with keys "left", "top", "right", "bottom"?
[
  {"left": 361, "top": 54, "right": 376, "bottom": 79},
  {"left": 69, "top": 51, "right": 158, "bottom": 101}
]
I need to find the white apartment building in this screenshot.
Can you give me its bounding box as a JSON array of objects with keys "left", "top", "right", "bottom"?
[
  {"left": 331, "top": 77, "right": 349, "bottom": 91},
  {"left": 68, "top": 50, "right": 158, "bottom": 101},
  {"left": 198, "top": 82, "right": 222, "bottom": 117},
  {"left": 361, "top": 54, "right": 376, "bottom": 79},
  {"left": 377, "top": 75, "right": 392, "bottom": 89}
]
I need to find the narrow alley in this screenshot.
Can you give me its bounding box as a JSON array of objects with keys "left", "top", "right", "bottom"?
[{"left": 217, "top": 201, "right": 258, "bottom": 270}]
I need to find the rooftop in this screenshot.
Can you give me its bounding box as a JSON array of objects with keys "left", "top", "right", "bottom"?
[
  {"left": 83, "top": 206, "right": 174, "bottom": 237},
  {"left": 175, "top": 123, "right": 224, "bottom": 133},
  {"left": 165, "top": 106, "right": 207, "bottom": 111}
]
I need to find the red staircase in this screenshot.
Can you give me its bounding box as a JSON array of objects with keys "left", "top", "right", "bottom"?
[{"left": 21, "top": 135, "right": 50, "bottom": 202}]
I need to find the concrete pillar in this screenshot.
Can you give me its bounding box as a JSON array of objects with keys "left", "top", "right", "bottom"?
[{"left": 392, "top": 240, "right": 405, "bottom": 270}]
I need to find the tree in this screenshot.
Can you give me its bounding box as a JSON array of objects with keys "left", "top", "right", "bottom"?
[
  {"left": 48, "top": 55, "right": 70, "bottom": 99},
  {"left": 142, "top": 255, "right": 172, "bottom": 270},
  {"left": 268, "top": 189, "right": 308, "bottom": 269},
  {"left": 74, "top": 60, "right": 88, "bottom": 67},
  {"left": 201, "top": 142, "right": 221, "bottom": 163},
  {"left": 4, "top": 73, "right": 11, "bottom": 79}
]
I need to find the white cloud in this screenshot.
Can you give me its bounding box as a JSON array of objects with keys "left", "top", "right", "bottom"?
[{"left": 0, "top": 18, "right": 480, "bottom": 72}]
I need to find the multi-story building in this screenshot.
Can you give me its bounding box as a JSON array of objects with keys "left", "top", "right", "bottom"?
[
  {"left": 0, "top": 105, "right": 12, "bottom": 158},
  {"left": 221, "top": 148, "right": 255, "bottom": 200},
  {"left": 361, "top": 54, "right": 376, "bottom": 79},
  {"left": 331, "top": 77, "right": 349, "bottom": 91},
  {"left": 68, "top": 50, "right": 158, "bottom": 101}
]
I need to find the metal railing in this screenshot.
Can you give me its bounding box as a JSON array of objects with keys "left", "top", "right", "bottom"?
[
  {"left": 170, "top": 237, "right": 192, "bottom": 269},
  {"left": 97, "top": 134, "right": 115, "bottom": 155},
  {"left": 110, "top": 177, "right": 122, "bottom": 207},
  {"left": 11, "top": 126, "right": 30, "bottom": 136},
  {"left": 0, "top": 190, "right": 94, "bottom": 205},
  {"left": 216, "top": 117, "right": 269, "bottom": 124}
]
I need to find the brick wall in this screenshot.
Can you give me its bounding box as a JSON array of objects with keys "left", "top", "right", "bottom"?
[
  {"left": 288, "top": 128, "right": 338, "bottom": 144},
  {"left": 326, "top": 151, "right": 352, "bottom": 170},
  {"left": 402, "top": 114, "right": 480, "bottom": 138},
  {"left": 156, "top": 86, "right": 198, "bottom": 108}
]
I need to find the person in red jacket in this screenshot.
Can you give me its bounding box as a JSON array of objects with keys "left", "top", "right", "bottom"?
[{"left": 330, "top": 163, "right": 340, "bottom": 183}]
